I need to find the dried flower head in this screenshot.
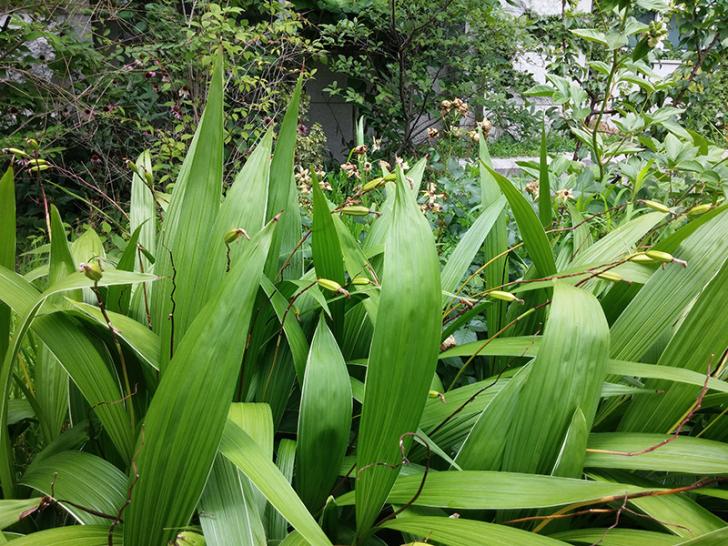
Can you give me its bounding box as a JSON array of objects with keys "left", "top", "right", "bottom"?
[
  {"left": 340, "top": 162, "right": 360, "bottom": 179},
  {"left": 525, "top": 180, "right": 539, "bottom": 199},
  {"left": 556, "top": 188, "right": 574, "bottom": 201},
  {"left": 427, "top": 127, "right": 440, "bottom": 139}
]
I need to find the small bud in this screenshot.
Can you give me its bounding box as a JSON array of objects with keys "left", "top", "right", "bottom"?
[
  {"left": 596, "top": 270, "right": 623, "bottom": 282},
  {"left": 4, "top": 147, "right": 28, "bottom": 158},
  {"left": 143, "top": 170, "right": 153, "bottom": 185},
  {"left": 79, "top": 261, "right": 103, "bottom": 282},
  {"left": 351, "top": 276, "right": 371, "bottom": 286},
  {"left": 428, "top": 390, "right": 446, "bottom": 403},
  {"left": 223, "top": 228, "right": 250, "bottom": 244},
  {"left": 640, "top": 199, "right": 671, "bottom": 213},
  {"left": 126, "top": 159, "right": 140, "bottom": 175},
  {"left": 340, "top": 205, "right": 371, "bottom": 216},
  {"left": 687, "top": 204, "right": 712, "bottom": 216},
  {"left": 486, "top": 290, "right": 524, "bottom": 304},
  {"left": 25, "top": 138, "right": 39, "bottom": 150},
  {"left": 317, "top": 278, "right": 351, "bottom": 298}
]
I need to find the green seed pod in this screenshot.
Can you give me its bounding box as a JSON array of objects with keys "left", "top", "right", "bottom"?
[
  {"left": 351, "top": 276, "right": 371, "bottom": 286},
  {"left": 28, "top": 158, "right": 47, "bottom": 166},
  {"left": 646, "top": 250, "right": 687, "bottom": 267},
  {"left": 317, "top": 278, "right": 351, "bottom": 297},
  {"left": 687, "top": 203, "right": 712, "bottom": 216},
  {"left": 5, "top": 147, "right": 28, "bottom": 158},
  {"left": 28, "top": 165, "right": 50, "bottom": 172},
  {"left": 25, "top": 138, "right": 39, "bottom": 150},
  {"left": 143, "top": 169, "right": 153, "bottom": 185},
  {"left": 79, "top": 261, "right": 103, "bottom": 282},
  {"left": 629, "top": 252, "right": 654, "bottom": 264},
  {"left": 428, "top": 390, "right": 446, "bottom": 402},
  {"left": 361, "top": 177, "right": 385, "bottom": 192},
  {"left": 223, "top": 228, "right": 249, "bottom": 244},
  {"left": 640, "top": 200, "right": 671, "bottom": 213},
  {"left": 487, "top": 290, "right": 524, "bottom": 304},
  {"left": 596, "top": 270, "right": 623, "bottom": 282},
  {"left": 340, "top": 205, "right": 371, "bottom": 216}
]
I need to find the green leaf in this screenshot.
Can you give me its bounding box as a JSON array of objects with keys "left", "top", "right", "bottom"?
[
  {"left": 551, "top": 407, "right": 588, "bottom": 478},
  {"left": 123, "top": 222, "right": 274, "bottom": 546},
  {"left": 570, "top": 28, "right": 609, "bottom": 46},
  {"left": 501, "top": 283, "right": 609, "bottom": 474},
  {"left": 220, "top": 419, "right": 332, "bottom": 546},
  {"left": 6, "top": 526, "right": 121, "bottom": 546},
  {"left": 441, "top": 197, "right": 506, "bottom": 302},
  {"left": 538, "top": 121, "right": 551, "bottom": 227},
  {"left": 129, "top": 150, "right": 156, "bottom": 323},
  {"left": 106, "top": 224, "right": 142, "bottom": 315},
  {"left": 267, "top": 439, "right": 297, "bottom": 542},
  {"left": 479, "top": 139, "right": 509, "bottom": 336},
  {"left": 552, "top": 528, "right": 680, "bottom": 545},
  {"left": 0, "top": 498, "right": 39, "bottom": 530},
  {"left": 610, "top": 209, "right": 728, "bottom": 361},
  {"left": 151, "top": 49, "right": 225, "bottom": 369},
  {"left": 620, "top": 258, "right": 728, "bottom": 432},
  {"left": 265, "top": 77, "right": 302, "bottom": 279},
  {"left": 338, "top": 471, "right": 652, "bottom": 509},
  {"left": 0, "top": 167, "right": 14, "bottom": 389},
  {"left": 380, "top": 515, "right": 569, "bottom": 545},
  {"left": 297, "top": 314, "right": 352, "bottom": 511},
  {"left": 586, "top": 433, "right": 728, "bottom": 474},
  {"left": 312, "top": 176, "right": 346, "bottom": 337},
  {"left": 21, "top": 451, "right": 126, "bottom": 525},
  {"left": 677, "top": 527, "right": 728, "bottom": 545},
  {"left": 356, "top": 170, "right": 441, "bottom": 534},
  {"left": 482, "top": 163, "right": 556, "bottom": 276}
]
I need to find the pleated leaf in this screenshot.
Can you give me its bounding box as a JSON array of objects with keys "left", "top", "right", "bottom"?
[
  {"left": 297, "top": 314, "right": 352, "bottom": 511},
  {"left": 501, "top": 283, "right": 609, "bottom": 474},
  {"left": 355, "top": 170, "right": 441, "bottom": 534},
  {"left": 538, "top": 121, "right": 552, "bottom": 227},
  {"left": 123, "top": 222, "right": 274, "bottom": 546}
]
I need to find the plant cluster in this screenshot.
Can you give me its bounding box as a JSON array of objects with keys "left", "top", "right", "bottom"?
[{"left": 0, "top": 43, "right": 727, "bottom": 546}]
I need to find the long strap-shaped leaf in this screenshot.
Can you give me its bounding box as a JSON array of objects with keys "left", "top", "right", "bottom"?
[
  {"left": 380, "top": 515, "right": 568, "bottom": 545},
  {"left": 219, "top": 419, "right": 332, "bottom": 546},
  {"left": 151, "top": 50, "right": 224, "bottom": 369},
  {"left": 355, "top": 170, "right": 441, "bottom": 534},
  {"left": 501, "top": 283, "right": 609, "bottom": 475},
  {"left": 4, "top": 526, "right": 121, "bottom": 546},
  {"left": 123, "top": 222, "right": 274, "bottom": 546}
]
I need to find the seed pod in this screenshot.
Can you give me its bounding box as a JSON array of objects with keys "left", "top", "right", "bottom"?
[
  {"left": 361, "top": 177, "right": 385, "bottom": 193},
  {"left": 596, "top": 270, "right": 623, "bottom": 282},
  {"left": 28, "top": 165, "right": 50, "bottom": 172},
  {"left": 640, "top": 199, "right": 671, "bottom": 213},
  {"left": 79, "top": 261, "right": 103, "bottom": 282},
  {"left": 143, "top": 169, "right": 153, "bottom": 186},
  {"left": 687, "top": 204, "right": 712, "bottom": 216},
  {"left": 487, "top": 290, "right": 524, "bottom": 304},
  {"left": 223, "top": 228, "right": 249, "bottom": 244},
  {"left": 317, "top": 278, "right": 351, "bottom": 298},
  {"left": 428, "top": 390, "right": 446, "bottom": 403},
  {"left": 646, "top": 250, "right": 687, "bottom": 267},
  {"left": 351, "top": 276, "right": 371, "bottom": 286},
  {"left": 28, "top": 158, "right": 47, "bottom": 166},
  {"left": 629, "top": 252, "right": 653, "bottom": 264},
  {"left": 5, "top": 147, "right": 28, "bottom": 158},
  {"left": 25, "top": 138, "right": 39, "bottom": 150},
  {"left": 340, "top": 205, "right": 371, "bottom": 216},
  {"left": 126, "top": 159, "right": 140, "bottom": 175}
]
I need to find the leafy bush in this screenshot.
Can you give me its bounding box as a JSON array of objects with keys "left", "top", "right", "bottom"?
[{"left": 1, "top": 48, "right": 728, "bottom": 546}]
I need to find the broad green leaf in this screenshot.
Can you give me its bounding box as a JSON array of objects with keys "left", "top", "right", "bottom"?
[
  {"left": 297, "top": 314, "right": 352, "bottom": 511},
  {"left": 0, "top": 167, "right": 14, "bottom": 378},
  {"left": 501, "top": 283, "right": 609, "bottom": 474},
  {"left": 151, "top": 50, "right": 224, "bottom": 369},
  {"left": 338, "top": 471, "right": 652, "bottom": 509},
  {"left": 220, "top": 420, "right": 332, "bottom": 546},
  {"left": 105, "top": 224, "right": 142, "bottom": 315},
  {"left": 267, "top": 439, "right": 296, "bottom": 542},
  {"left": 677, "top": 528, "right": 728, "bottom": 545},
  {"left": 21, "top": 451, "right": 126, "bottom": 525},
  {"left": 380, "top": 515, "right": 568, "bottom": 545},
  {"left": 483, "top": 164, "right": 556, "bottom": 276},
  {"left": 7, "top": 526, "right": 121, "bottom": 546},
  {"left": 311, "top": 178, "right": 346, "bottom": 337},
  {"left": 552, "top": 528, "right": 680, "bottom": 545},
  {"left": 440, "top": 335, "right": 540, "bottom": 360},
  {"left": 586, "top": 433, "right": 728, "bottom": 474},
  {"left": 621, "top": 258, "right": 728, "bottom": 432},
  {"left": 610, "top": 209, "right": 728, "bottom": 361},
  {"left": 129, "top": 150, "right": 156, "bottom": 323},
  {"left": 356, "top": 171, "right": 441, "bottom": 534},
  {"left": 571, "top": 28, "right": 609, "bottom": 45},
  {"left": 123, "top": 222, "right": 274, "bottom": 546},
  {"left": 551, "top": 407, "right": 588, "bottom": 478},
  {"left": 0, "top": 498, "right": 38, "bottom": 530}
]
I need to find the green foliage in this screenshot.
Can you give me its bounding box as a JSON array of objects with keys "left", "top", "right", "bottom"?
[{"left": 0, "top": 16, "right": 728, "bottom": 546}]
